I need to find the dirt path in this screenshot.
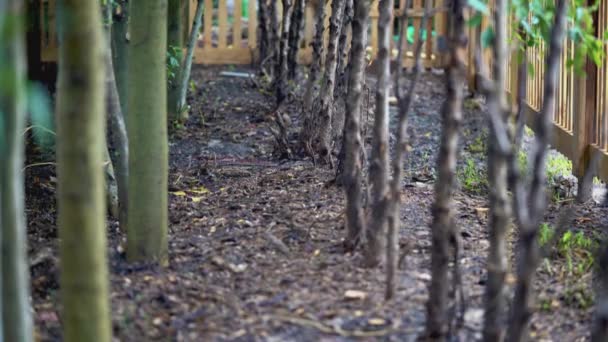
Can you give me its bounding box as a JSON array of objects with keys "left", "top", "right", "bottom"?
[{"left": 28, "top": 66, "right": 606, "bottom": 341}]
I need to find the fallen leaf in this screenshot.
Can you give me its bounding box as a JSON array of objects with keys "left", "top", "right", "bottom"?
[
  {"left": 344, "top": 290, "right": 367, "bottom": 300},
  {"left": 171, "top": 191, "right": 187, "bottom": 196},
  {"left": 368, "top": 318, "right": 387, "bottom": 326}
]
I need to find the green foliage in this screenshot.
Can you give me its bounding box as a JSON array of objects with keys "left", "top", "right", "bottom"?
[
  {"left": 540, "top": 223, "right": 597, "bottom": 277},
  {"left": 467, "top": 135, "right": 486, "bottom": 154},
  {"left": 166, "top": 45, "right": 182, "bottom": 86},
  {"left": 546, "top": 153, "right": 572, "bottom": 182},
  {"left": 467, "top": 0, "right": 606, "bottom": 73},
  {"left": 458, "top": 158, "right": 488, "bottom": 194},
  {"left": 517, "top": 149, "right": 528, "bottom": 176}
]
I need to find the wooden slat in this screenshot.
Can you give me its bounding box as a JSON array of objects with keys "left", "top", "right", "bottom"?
[
  {"left": 195, "top": 45, "right": 253, "bottom": 64},
  {"left": 204, "top": 0, "right": 213, "bottom": 46},
  {"left": 218, "top": 0, "right": 228, "bottom": 48},
  {"left": 248, "top": 0, "right": 257, "bottom": 49},
  {"left": 370, "top": 0, "right": 379, "bottom": 57},
  {"left": 233, "top": 0, "right": 242, "bottom": 47},
  {"left": 41, "top": 0, "right": 58, "bottom": 62},
  {"left": 434, "top": 0, "right": 447, "bottom": 66}
]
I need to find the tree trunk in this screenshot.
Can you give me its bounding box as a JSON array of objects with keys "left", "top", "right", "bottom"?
[
  {"left": 592, "top": 244, "right": 608, "bottom": 342},
  {"left": 483, "top": 0, "right": 510, "bottom": 340},
  {"left": 55, "top": 0, "right": 111, "bottom": 340},
  {"left": 268, "top": 0, "right": 280, "bottom": 80},
  {"left": 507, "top": 1, "right": 568, "bottom": 340},
  {"left": 386, "top": 0, "right": 428, "bottom": 300},
  {"left": 0, "top": 1, "right": 34, "bottom": 340},
  {"left": 258, "top": 0, "right": 270, "bottom": 67},
  {"left": 177, "top": 0, "right": 204, "bottom": 122},
  {"left": 276, "top": 0, "right": 294, "bottom": 104},
  {"left": 127, "top": 0, "right": 169, "bottom": 265},
  {"left": 103, "top": 26, "right": 129, "bottom": 233},
  {"left": 335, "top": 0, "right": 353, "bottom": 95},
  {"left": 365, "top": 0, "right": 393, "bottom": 267},
  {"left": 425, "top": 0, "right": 467, "bottom": 338},
  {"left": 167, "top": 0, "right": 184, "bottom": 121},
  {"left": 342, "top": 0, "right": 370, "bottom": 252},
  {"left": 111, "top": 0, "right": 129, "bottom": 118},
  {"left": 287, "top": 0, "right": 305, "bottom": 80},
  {"left": 313, "top": 0, "right": 345, "bottom": 164},
  {"left": 300, "top": 0, "right": 326, "bottom": 152}
]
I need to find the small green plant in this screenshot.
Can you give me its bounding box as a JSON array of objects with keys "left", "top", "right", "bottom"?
[
  {"left": 517, "top": 149, "right": 528, "bottom": 176},
  {"left": 166, "top": 45, "right": 182, "bottom": 86},
  {"left": 539, "top": 225, "right": 597, "bottom": 276},
  {"left": 538, "top": 223, "right": 555, "bottom": 247},
  {"left": 546, "top": 153, "right": 572, "bottom": 183},
  {"left": 458, "top": 158, "right": 487, "bottom": 194},
  {"left": 467, "top": 134, "right": 486, "bottom": 154},
  {"left": 557, "top": 230, "right": 597, "bottom": 276},
  {"left": 524, "top": 125, "right": 534, "bottom": 137}
]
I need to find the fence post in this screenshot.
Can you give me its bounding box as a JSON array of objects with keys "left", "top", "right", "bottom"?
[{"left": 574, "top": 2, "right": 599, "bottom": 202}]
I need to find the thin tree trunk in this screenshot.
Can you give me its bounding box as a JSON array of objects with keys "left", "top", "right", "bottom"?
[
  {"left": 268, "top": 0, "right": 280, "bottom": 80},
  {"left": 592, "top": 244, "right": 608, "bottom": 342},
  {"left": 177, "top": 0, "right": 204, "bottom": 121},
  {"left": 301, "top": 0, "right": 326, "bottom": 149},
  {"left": 127, "top": 0, "right": 169, "bottom": 264},
  {"left": 314, "top": 0, "right": 345, "bottom": 164},
  {"left": 333, "top": 0, "right": 355, "bottom": 183},
  {"left": 167, "top": 0, "right": 184, "bottom": 121},
  {"left": 425, "top": 0, "right": 467, "bottom": 338},
  {"left": 111, "top": 0, "right": 129, "bottom": 118},
  {"left": 386, "top": 0, "right": 428, "bottom": 300},
  {"left": 276, "top": 0, "right": 294, "bottom": 104},
  {"left": 365, "top": 0, "right": 393, "bottom": 267},
  {"left": 0, "top": 1, "right": 33, "bottom": 340},
  {"left": 335, "top": 0, "right": 353, "bottom": 95},
  {"left": 258, "top": 0, "right": 270, "bottom": 67},
  {"left": 287, "top": 0, "right": 305, "bottom": 80},
  {"left": 483, "top": 0, "right": 510, "bottom": 340},
  {"left": 342, "top": 0, "right": 370, "bottom": 252},
  {"left": 102, "top": 1, "right": 120, "bottom": 221},
  {"left": 56, "top": 0, "right": 111, "bottom": 340},
  {"left": 104, "top": 36, "right": 129, "bottom": 233},
  {"left": 507, "top": 1, "right": 568, "bottom": 340}
]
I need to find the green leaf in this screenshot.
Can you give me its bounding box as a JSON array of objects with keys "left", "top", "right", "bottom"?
[
  {"left": 481, "top": 27, "right": 495, "bottom": 49},
  {"left": 27, "top": 83, "right": 54, "bottom": 150},
  {"left": 467, "top": 12, "right": 483, "bottom": 28},
  {"left": 467, "top": 0, "right": 488, "bottom": 14}
]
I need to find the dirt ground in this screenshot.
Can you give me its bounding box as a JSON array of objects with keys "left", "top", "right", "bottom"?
[{"left": 27, "top": 66, "right": 608, "bottom": 341}]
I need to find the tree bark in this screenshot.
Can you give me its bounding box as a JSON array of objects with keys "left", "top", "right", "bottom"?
[
  {"left": 342, "top": 0, "right": 370, "bottom": 252},
  {"left": 313, "top": 0, "right": 345, "bottom": 164},
  {"left": 592, "top": 244, "right": 608, "bottom": 342},
  {"left": 127, "top": 0, "right": 169, "bottom": 265},
  {"left": 300, "top": 0, "right": 326, "bottom": 152},
  {"left": 276, "top": 0, "right": 294, "bottom": 104},
  {"left": 104, "top": 39, "right": 129, "bottom": 233},
  {"left": 507, "top": 1, "right": 568, "bottom": 341},
  {"left": 483, "top": 0, "right": 510, "bottom": 340},
  {"left": 268, "top": 0, "right": 280, "bottom": 80},
  {"left": 365, "top": 0, "right": 393, "bottom": 267},
  {"left": 287, "top": 0, "right": 305, "bottom": 80},
  {"left": 258, "top": 0, "right": 270, "bottom": 67},
  {"left": 55, "top": 0, "right": 111, "bottom": 340},
  {"left": 177, "top": 0, "right": 204, "bottom": 121},
  {"left": 425, "top": 0, "right": 467, "bottom": 338},
  {"left": 111, "top": 0, "right": 129, "bottom": 118},
  {"left": 167, "top": 0, "right": 184, "bottom": 121},
  {"left": 0, "top": 1, "right": 34, "bottom": 340}
]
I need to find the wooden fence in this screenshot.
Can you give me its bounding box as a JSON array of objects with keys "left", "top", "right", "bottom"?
[
  {"left": 37, "top": 0, "right": 608, "bottom": 181},
  {"left": 187, "top": 0, "right": 450, "bottom": 67}
]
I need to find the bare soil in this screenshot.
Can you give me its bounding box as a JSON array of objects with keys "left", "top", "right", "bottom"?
[{"left": 28, "top": 66, "right": 608, "bottom": 341}]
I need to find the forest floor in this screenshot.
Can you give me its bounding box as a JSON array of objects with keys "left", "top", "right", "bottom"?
[{"left": 27, "top": 66, "right": 608, "bottom": 341}]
